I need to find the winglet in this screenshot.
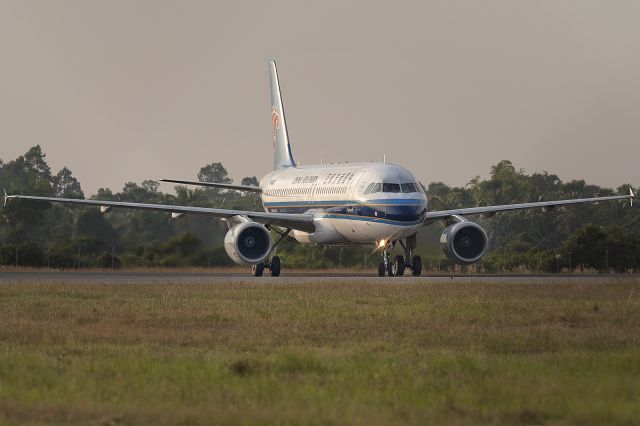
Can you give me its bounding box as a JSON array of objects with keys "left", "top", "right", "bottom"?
[
  {"left": 2, "top": 188, "right": 7, "bottom": 207},
  {"left": 630, "top": 188, "right": 635, "bottom": 207}
]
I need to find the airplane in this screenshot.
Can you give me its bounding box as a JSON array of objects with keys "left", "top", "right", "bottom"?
[{"left": 4, "top": 61, "right": 635, "bottom": 277}]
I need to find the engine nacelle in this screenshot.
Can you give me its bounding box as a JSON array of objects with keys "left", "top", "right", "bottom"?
[
  {"left": 440, "top": 221, "right": 489, "bottom": 265},
  {"left": 224, "top": 221, "right": 272, "bottom": 265}
]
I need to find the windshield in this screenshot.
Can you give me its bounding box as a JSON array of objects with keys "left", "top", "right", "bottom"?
[
  {"left": 382, "top": 183, "right": 400, "bottom": 193},
  {"left": 400, "top": 183, "right": 417, "bottom": 193},
  {"left": 365, "top": 182, "right": 420, "bottom": 194}
]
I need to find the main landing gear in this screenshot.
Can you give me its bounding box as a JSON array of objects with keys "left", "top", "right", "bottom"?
[
  {"left": 377, "top": 234, "right": 422, "bottom": 277},
  {"left": 252, "top": 255, "right": 281, "bottom": 277},
  {"left": 252, "top": 226, "right": 289, "bottom": 277}
]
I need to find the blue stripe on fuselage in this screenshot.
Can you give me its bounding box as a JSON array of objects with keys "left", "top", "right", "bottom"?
[
  {"left": 319, "top": 213, "right": 424, "bottom": 226},
  {"left": 263, "top": 198, "right": 427, "bottom": 223},
  {"left": 263, "top": 198, "right": 425, "bottom": 207}
]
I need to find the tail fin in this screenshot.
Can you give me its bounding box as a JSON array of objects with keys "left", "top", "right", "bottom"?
[{"left": 269, "top": 60, "right": 296, "bottom": 169}]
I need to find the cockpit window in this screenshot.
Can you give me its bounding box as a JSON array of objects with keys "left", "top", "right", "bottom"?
[
  {"left": 400, "top": 182, "right": 417, "bottom": 193},
  {"left": 370, "top": 183, "right": 382, "bottom": 193},
  {"left": 417, "top": 182, "right": 427, "bottom": 194},
  {"left": 364, "top": 183, "right": 375, "bottom": 194},
  {"left": 382, "top": 183, "right": 400, "bottom": 193}
]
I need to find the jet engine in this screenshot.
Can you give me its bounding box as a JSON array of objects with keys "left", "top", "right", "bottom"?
[
  {"left": 440, "top": 220, "right": 489, "bottom": 265},
  {"left": 224, "top": 221, "right": 272, "bottom": 265}
]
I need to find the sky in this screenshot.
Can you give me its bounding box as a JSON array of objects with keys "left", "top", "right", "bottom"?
[{"left": 1, "top": 1, "right": 639, "bottom": 195}]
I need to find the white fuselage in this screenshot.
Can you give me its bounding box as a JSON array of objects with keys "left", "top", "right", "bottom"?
[{"left": 260, "top": 162, "right": 428, "bottom": 246}]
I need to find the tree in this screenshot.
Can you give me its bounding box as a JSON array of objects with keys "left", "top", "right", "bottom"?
[
  {"left": 198, "top": 162, "right": 232, "bottom": 184},
  {"left": 1, "top": 147, "right": 638, "bottom": 271},
  {"left": 0, "top": 147, "right": 55, "bottom": 244},
  {"left": 92, "top": 188, "right": 116, "bottom": 201},
  {"left": 53, "top": 167, "right": 84, "bottom": 199},
  {"left": 234, "top": 176, "right": 261, "bottom": 210},
  {"left": 118, "top": 180, "right": 163, "bottom": 203},
  {"left": 16, "top": 242, "right": 45, "bottom": 267},
  {"left": 241, "top": 176, "right": 259, "bottom": 187},
  {"left": 198, "top": 162, "right": 232, "bottom": 198},
  {"left": 24, "top": 145, "right": 52, "bottom": 182},
  {"left": 172, "top": 186, "right": 208, "bottom": 207},
  {"left": 76, "top": 210, "right": 117, "bottom": 243},
  {"left": 562, "top": 225, "right": 608, "bottom": 271},
  {"left": 425, "top": 182, "right": 452, "bottom": 211}
]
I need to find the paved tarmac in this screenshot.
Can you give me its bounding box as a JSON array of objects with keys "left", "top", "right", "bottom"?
[{"left": 0, "top": 271, "right": 638, "bottom": 284}]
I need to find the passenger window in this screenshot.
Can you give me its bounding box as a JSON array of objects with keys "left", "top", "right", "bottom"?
[
  {"left": 382, "top": 183, "right": 400, "bottom": 193},
  {"left": 401, "top": 183, "right": 416, "bottom": 193}
]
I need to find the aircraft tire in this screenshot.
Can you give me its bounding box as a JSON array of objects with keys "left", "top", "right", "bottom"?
[
  {"left": 270, "top": 256, "right": 281, "bottom": 277},
  {"left": 252, "top": 263, "right": 264, "bottom": 277},
  {"left": 411, "top": 255, "right": 422, "bottom": 277},
  {"left": 393, "top": 255, "right": 405, "bottom": 277},
  {"left": 378, "top": 262, "right": 386, "bottom": 277}
]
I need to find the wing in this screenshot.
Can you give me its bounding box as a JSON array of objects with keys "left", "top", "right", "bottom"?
[
  {"left": 160, "top": 179, "right": 262, "bottom": 193},
  {"left": 424, "top": 189, "right": 634, "bottom": 224},
  {"left": 4, "top": 192, "right": 314, "bottom": 233}
]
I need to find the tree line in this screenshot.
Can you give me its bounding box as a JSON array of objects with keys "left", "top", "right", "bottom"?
[{"left": 0, "top": 146, "right": 638, "bottom": 272}]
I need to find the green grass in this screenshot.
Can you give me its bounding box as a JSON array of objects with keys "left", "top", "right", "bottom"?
[{"left": 0, "top": 279, "right": 639, "bottom": 425}]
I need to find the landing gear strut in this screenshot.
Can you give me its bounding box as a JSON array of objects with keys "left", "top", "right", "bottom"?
[
  {"left": 252, "top": 226, "right": 289, "bottom": 277},
  {"left": 398, "top": 234, "right": 422, "bottom": 277}
]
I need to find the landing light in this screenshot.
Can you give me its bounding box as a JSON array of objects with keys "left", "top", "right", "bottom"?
[{"left": 378, "top": 239, "right": 386, "bottom": 248}]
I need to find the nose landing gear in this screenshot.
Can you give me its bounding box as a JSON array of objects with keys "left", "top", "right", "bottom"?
[
  {"left": 377, "top": 240, "right": 394, "bottom": 276},
  {"left": 377, "top": 235, "right": 423, "bottom": 277}
]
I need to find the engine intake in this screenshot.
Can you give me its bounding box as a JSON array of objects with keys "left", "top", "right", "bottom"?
[
  {"left": 224, "top": 221, "right": 272, "bottom": 265},
  {"left": 440, "top": 221, "right": 488, "bottom": 265}
]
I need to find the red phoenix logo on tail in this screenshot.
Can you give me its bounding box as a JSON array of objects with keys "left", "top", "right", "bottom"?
[{"left": 271, "top": 106, "right": 280, "bottom": 147}]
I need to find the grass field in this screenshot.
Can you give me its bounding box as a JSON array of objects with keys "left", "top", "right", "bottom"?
[{"left": 0, "top": 279, "right": 639, "bottom": 425}]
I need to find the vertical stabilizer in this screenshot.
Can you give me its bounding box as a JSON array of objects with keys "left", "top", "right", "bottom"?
[{"left": 269, "top": 60, "right": 296, "bottom": 169}]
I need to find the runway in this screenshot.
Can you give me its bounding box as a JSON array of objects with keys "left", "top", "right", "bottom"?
[{"left": 0, "top": 271, "right": 639, "bottom": 284}]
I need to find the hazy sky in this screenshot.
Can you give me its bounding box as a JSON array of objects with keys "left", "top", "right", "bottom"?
[{"left": 1, "top": 1, "right": 639, "bottom": 195}]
